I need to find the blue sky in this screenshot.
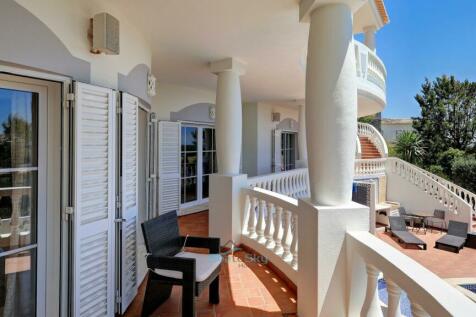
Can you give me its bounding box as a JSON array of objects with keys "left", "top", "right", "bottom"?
[{"left": 372, "top": 0, "right": 476, "bottom": 118}]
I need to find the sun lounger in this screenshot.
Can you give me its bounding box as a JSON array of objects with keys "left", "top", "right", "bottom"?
[
  {"left": 389, "top": 216, "right": 427, "bottom": 250},
  {"left": 435, "top": 220, "right": 468, "bottom": 253}
]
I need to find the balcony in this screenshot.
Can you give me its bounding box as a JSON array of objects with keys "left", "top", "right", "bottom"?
[{"left": 355, "top": 41, "right": 387, "bottom": 117}]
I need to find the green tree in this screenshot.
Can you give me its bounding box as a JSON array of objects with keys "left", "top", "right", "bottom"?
[
  {"left": 413, "top": 75, "right": 476, "bottom": 165},
  {"left": 394, "top": 131, "right": 425, "bottom": 164}
]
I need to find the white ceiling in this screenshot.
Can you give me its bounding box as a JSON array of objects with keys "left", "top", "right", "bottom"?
[{"left": 117, "top": 0, "right": 379, "bottom": 103}]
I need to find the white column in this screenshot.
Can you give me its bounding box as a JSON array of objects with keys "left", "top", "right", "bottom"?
[
  {"left": 304, "top": 3, "right": 357, "bottom": 205},
  {"left": 297, "top": 104, "right": 308, "bottom": 167},
  {"left": 210, "top": 58, "right": 246, "bottom": 175},
  {"left": 364, "top": 25, "right": 377, "bottom": 51}
]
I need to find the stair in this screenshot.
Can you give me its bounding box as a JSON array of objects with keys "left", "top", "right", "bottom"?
[{"left": 359, "top": 136, "right": 381, "bottom": 159}]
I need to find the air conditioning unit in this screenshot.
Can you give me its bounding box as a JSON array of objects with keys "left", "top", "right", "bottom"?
[{"left": 91, "top": 12, "right": 120, "bottom": 55}]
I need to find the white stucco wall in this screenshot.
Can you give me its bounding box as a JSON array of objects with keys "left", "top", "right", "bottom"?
[
  {"left": 242, "top": 102, "right": 300, "bottom": 176},
  {"left": 152, "top": 83, "right": 216, "bottom": 120},
  {"left": 14, "top": 0, "right": 151, "bottom": 88},
  {"left": 381, "top": 122, "right": 413, "bottom": 143}
]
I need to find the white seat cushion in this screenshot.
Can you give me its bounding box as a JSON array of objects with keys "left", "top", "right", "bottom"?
[{"left": 154, "top": 251, "right": 222, "bottom": 282}]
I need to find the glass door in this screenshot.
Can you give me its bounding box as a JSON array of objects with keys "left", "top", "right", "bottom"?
[
  {"left": 0, "top": 86, "right": 44, "bottom": 316},
  {"left": 281, "top": 132, "right": 297, "bottom": 171},
  {"left": 180, "top": 125, "right": 216, "bottom": 209}
]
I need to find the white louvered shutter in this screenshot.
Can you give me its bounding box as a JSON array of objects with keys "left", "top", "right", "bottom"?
[
  {"left": 120, "top": 93, "right": 139, "bottom": 313},
  {"left": 158, "top": 121, "right": 181, "bottom": 215},
  {"left": 73, "top": 82, "right": 115, "bottom": 317},
  {"left": 272, "top": 129, "right": 283, "bottom": 172}
]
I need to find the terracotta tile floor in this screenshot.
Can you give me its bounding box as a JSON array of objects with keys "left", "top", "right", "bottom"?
[
  {"left": 125, "top": 211, "right": 297, "bottom": 317},
  {"left": 377, "top": 229, "right": 476, "bottom": 279}
]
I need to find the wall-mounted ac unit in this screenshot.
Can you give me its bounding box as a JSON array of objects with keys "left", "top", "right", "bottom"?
[{"left": 91, "top": 12, "right": 120, "bottom": 55}]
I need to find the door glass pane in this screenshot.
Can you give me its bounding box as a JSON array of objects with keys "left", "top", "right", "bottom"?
[
  {"left": 202, "top": 175, "right": 209, "bottom": 199},
  {"left": 0, "top": 87, "right": 38, "bottom": 317},
  {"left": 184, "top": 178, "right": 197, "bottom": 203},
  {"left": 203, "top": 152, "right": 212, "bottom": 175},
  {"left": 0, "top": 249, "right": 36, "bottom": 316},
  {"left": 184, "top": 153, "right": 197, "bottom": 177},
  {"left": 0, "top": 89, "right": 38, "bottom": 169},
  {"left": 181, "top": 126, "right": 198, "bottom": 204}
]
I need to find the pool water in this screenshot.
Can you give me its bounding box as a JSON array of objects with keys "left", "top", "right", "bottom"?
[
  {"left": 460, "top": 284, "right": 476, "bottom": 294},
  {"left": 378, "top": 278, "right": 412, "bottom": 317}
]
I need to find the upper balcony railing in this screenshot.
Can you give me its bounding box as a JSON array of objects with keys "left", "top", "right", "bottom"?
[{"left": 354, "top": 41, "right": 387, "bottom": 114}]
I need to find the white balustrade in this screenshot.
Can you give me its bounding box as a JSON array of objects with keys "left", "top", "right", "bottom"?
[
  {"left": 393, "top": 158, "right": 476, "bottom": 214},
  {"left": 347, "top": 231, "right": 476, "bottom": 317},
  {"left": 247, "top": 168, "right": 309, "bottom": 199},
  {"left": 387, "top": 157, "right": 474, "bottom": 229},
  {"left": 354, "top": 41, "right": 387, "bottom": 99},
  {"left": 357, "top": 122, "right": 388, "bottom": 158},
  {"left": 355, "top": 158, "right": 386, "bottom": 176},
  {"left": 241, "top": 187, "right": 299, "bottom": 283}
]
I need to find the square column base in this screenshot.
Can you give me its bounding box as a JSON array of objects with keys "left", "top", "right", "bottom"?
[
  {"left": 297, "top": 199, "right": 369, "bottom": 317},
  {"left": 209, "top": 174, "right": 248, "bottom": 246}
]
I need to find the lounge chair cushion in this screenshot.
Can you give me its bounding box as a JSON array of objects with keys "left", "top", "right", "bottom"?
[
  {"left": 154, "top": 251, "right": 222, "bottom": 282},
  {"left": 392, "top": 230, "right": 426, "bottom": 246},
  {"left": 436, "top": 235, "right": 466, "bottom": 249}
]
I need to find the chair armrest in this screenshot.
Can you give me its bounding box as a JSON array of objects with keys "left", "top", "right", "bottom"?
[
  {"left": 180, "top": 236, "right": 221, "bottom": 254},
  {"left": 146, "top": 254, "right": 196, "bottom": 281}
]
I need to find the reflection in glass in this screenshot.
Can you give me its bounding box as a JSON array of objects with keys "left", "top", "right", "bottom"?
[
  {"left": 202, "top": 128, "right": 213, "bottom": 151},
  {"left": 0, "top": 172, "right": 37, "bottom": 251},
  {"left": 0, "top": 89, "right": 38, "bottom": 169},
  {"left": 0, "top": 250, "right": 36, "bottom": 316},
  {"left": 181, "top": 127, "right": 197, "bottom": 152},
  {"left": 202, "top": 175, "right": 209, "bottom": 199}
]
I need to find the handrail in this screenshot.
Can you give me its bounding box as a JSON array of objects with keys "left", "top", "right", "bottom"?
[
  {"left": 387, "top": 157, "right": 473, "bottom": 229},
  {"left": 247, "top": 168, "right": 309, "bottom": 199},
  {"left": 347, "top": 231, "right": 476, "bottom": 316},
  {"left": 355, "top": 135, "right": 362, "bottom": 159},
  {"left": 358, "top": 122, "right": 388, "bottom": 157},
  {"left": 241, "top": 187, "right": 299, "bottom": 282},
  {"left": 413, "top": 161, "right": 476, "bottom": 213}
]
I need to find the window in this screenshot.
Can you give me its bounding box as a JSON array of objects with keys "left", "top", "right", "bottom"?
[
  {"left": 281, "top": 132, "right": 297, "bottom": 171},
  {"left": 180, "top": 126, "right": 217, "bottom": 205}
]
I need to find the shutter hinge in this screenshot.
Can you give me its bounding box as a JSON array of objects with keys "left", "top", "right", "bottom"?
[
  {"left": 116, "top": 290, "right": 122, "bottom": 304},
  {"left": 116, "top": 106, "right": 122, "bottom": 114},
  {"left": 63, "top": 206, "right": 74, "bottom": 221},
  {"left": 66, "top": 93, "right": 75, "bottom": 101},
  {"left": 116, "top": 195, "right": 122, "bottom": 210}
]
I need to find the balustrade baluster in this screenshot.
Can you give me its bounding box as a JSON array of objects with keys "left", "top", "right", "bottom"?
[
  {"left": 386, "top": 278, "right": 402, "bottom": 317},
  {"left": 264, "top": 202, "right": 275, "bottom": 247},
  {"left": 281, "top": 210, "right": 292, "bottom": 260},
  {"left": 361, "top": 264, "right": 383, "bottom": 317},
  {"left": 247, "top": 196, "right": 258, "bottom": 238},
  {"left": 256, "top": 199, "right": 266, "bottom": 242},
  {"left": 273, "top": 206, "right": 283, "bottom": 253},
  {"left": 290, "top": 214, "right": 298, "bottom": 268},
  {"left": 243, "top": 194, "right": 251, "bottom": 235}
]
